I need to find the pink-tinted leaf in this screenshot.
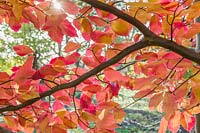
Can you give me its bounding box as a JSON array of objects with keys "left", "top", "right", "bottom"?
[
  {"left": 80, "top": 94, "right": 92, "bottom": 109},
  {"left": 61, "top": 0, "right": 79, "bottom": 15},
  {"left": 53, "top": 100, "right": 64, "bottom": 112}
]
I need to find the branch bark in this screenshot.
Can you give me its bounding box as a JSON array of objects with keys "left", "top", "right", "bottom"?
[
  {"left": 0, "top": 40, "right": 149, "bottom": 113},
  {"left": 82, "top": 0, "right": 200, "bottom": 64}
]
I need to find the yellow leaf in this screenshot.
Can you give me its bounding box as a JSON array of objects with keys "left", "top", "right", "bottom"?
[
  {"left": 162, "top": 16, "right": 171, "bottom": 35},
  {"left": 10, "top": 0, "right": 26, "bottom": 20},
  {"left": 21, "top": 91, "right": 40, "bottom": 101},
  {"left": 56, "top": 109, "right": 66, "bottom": 118},
  {"left": 4, "top": 116, "right": 17, "bottom": 128},
  {"left": 193, "top": 87, "right": 200, "bottom": 101},
  {"left": 80, "top": 18, "right": 92, "bottom": 33},
  {"left": 63, "top": 117, "right": 77, "bottom": 128}
]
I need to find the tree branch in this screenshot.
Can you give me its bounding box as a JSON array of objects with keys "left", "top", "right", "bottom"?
[
  {"left": 0, "top": 40, "right": 149, "bottom": 113},
  {"left": 82, "top": 0, "right": 200, "bottom": 64},
  {"left": 81, "top": 0, "right": 156, "bottom": 38}
]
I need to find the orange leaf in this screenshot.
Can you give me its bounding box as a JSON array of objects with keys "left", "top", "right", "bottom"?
[
  {"left": 4, "top": 116, "right": 18, "bottom": 130},
  {"left": 63, "top": 117, "right": 77, "bottom": 128},
  {"left": 64, "top": 41, "right": 81, "bottom": 53},
  {"left": 80, "top": 18, "right": 93, "bottom": 41},
  {"left": 13, "top": 45, "right": 34, "bottom": 56},
  {"left": 162, "top": 16, "right": 171, "bottom": 35},
  {"left": 158, "top": 117, "right": 168, "bottom": 133},
  {"left": 168, "top": 111, "right": 181, "bottom": 132},
  {"left": 149, "top": 92, "right": 163, "bottom": 110},
  {"left": 52, "top": 58, "right": 67, "bottom": 73},
  {"left": 114, "top": 109, "right": 126, "bottom": 123},
  {"left": 91, "top": 31, "right": 113, "bottom": 44},
  {"left": 111, "top": 19, "right": 132, "bottom": 36},
  {"left": 0, "top": 72, "right": 10, "bottom": 82},
  {"left": 162, "top": 93, "right": 177, "bottom": 120},
  {"left": 52, "top": 126, "right": 66, "bottom": 133},
  {"left": 96, "top": 109, "right": 118, "bottom": 130}
]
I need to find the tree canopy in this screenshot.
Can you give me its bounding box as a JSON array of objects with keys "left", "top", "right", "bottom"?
[{"left": 0, "top": 0, "right": 200, "bottom": 132}]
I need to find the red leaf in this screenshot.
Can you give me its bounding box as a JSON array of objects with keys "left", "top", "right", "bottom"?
[
  {"left": 135, "top": 52, "right": 158, "bottom": 61},
  {"left": 80, "top": 94, "right": 91, "bottom": 109},
  {"left": 108, "top": 82, "right": 120, "bottom": 97},
  {"left": 38, "top": 65, "right": 58, "bottom": 77},
  {"left": 13, "top": 45, "right": 34, "bottom": 56},
  {"left": 13, "top": 56, "right": 35, "bottom": 84},
  {"left": 104, "top": 69, "right": 123, "bottom": 82},
  {"left": 65, "top": 52, "right": 80, "bottom": 65},
  {"left": 53, "top": 100, "right": 64, "bottom": 112},
  {"left": 88, "top": 16, "right": 107, "bottom": 27},
  {"left": 82, "top": 85, "right": 102, "bottom": 93},
  {"left": 0, "top": 72, "right": 10, "bottom": 82},
  {"left": 7, "top": 14, "right": 21, "bottom": 32},
  {"left": 48, "top": 26, "right": 64, "bottom": 44},
  {"left": 180, "top": 111, "right": 195, "bottom": 131},
  {"left": 60, "top": 19, "right": 77, "bottom": 37},
  {"left": 134, "top": 89, "right": 153, "bottom": 99},
  {"left": 150, "top": 15, "right": 162, "bottom": 34}
]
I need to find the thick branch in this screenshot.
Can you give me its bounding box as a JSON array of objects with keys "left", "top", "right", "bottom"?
[
  {"left": 82, "top": 0, "right": 200, "bottom": 64},
  {"left": 150, "top": 37, "right": 200, "bottom": 64},
  {"left": 0, "top": 40, "right": 149, "bottom": 113}
]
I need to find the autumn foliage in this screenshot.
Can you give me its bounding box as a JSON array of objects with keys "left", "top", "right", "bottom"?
[{"left": 0, "top": 0, "right": 200, "bottom": 132}]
